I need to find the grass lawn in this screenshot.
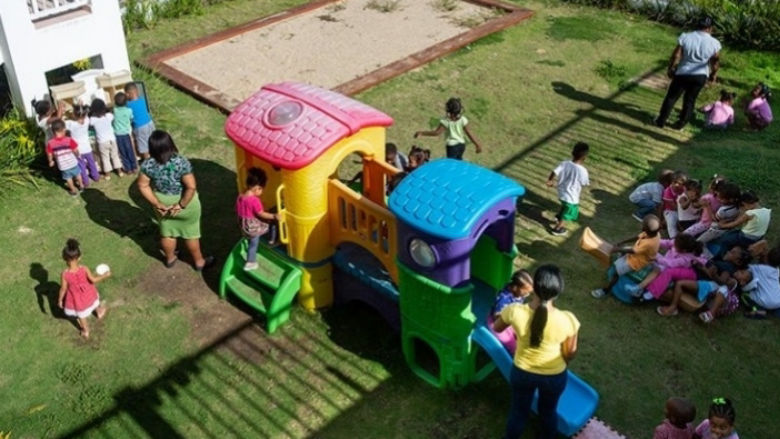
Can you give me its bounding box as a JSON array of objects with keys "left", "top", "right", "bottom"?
[{"left": 2, "top": 0, "right": 779, "bottom": 437}]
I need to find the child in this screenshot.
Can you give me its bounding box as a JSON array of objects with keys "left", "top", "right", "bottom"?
[
  {"left": 629, "top": 169, "right": 674, "bottom": 221},
  {"left": 677, "top": 180, "right": 702, "bottom": 231},
  {"left": 591, "top": 214, "right": 661, "bottom": 299},
  {"left": 406, "top": 146, "right": 430, "bottom": 172},
  {"left": 656, "top": 277, "right": 737, "bottom": 319},
  {"left": 414, "top": 97, "right": 482, "bottom": 160},
  {"left": 695, "top": 398, "right": 739, "bottom": 439},
  {"left": 34, "top": 99, "right": 63, "bottom": 143},
  {"left": 704, "top": 245, "right": 751, "bottom": 285},
  {"left": 66, "top": 105, "right": 100, "bottom": 187},
  {"left": 236, "top": 168, "right": 279, "bottom": 271},
  {"left": 626, "top": 234, "right": 707, "bottom": 300},
  {"left": 683, "top": 176, "right": 725, "bottom": 237},
  {"left": 734, "top": 264, "right": 780, "bottom": 318},
  {"left": 546, "top": 142, "right": 590, "bottom": 236},
  {"left": 699, "top": 90, "right": 736, "bottom": 129},
  {"left": 57, "top": 239, "right": 109, "bottom": 339},
  {"left": 696, "top": 182, "right": 741, "bottom": 244},
  {"left": 125, "top": 82, "right": 155, "bottom": 160},
  {"left": 46, "top": 119, "right": 83, "bottom": 196},
  {"left": 492, "top": 270, "right": 534, "bottom": 317},
  {"left": 662, "top": 171, "right": 687, "bottom": 238},
  {"left": 653, "top": 397, "right": 696, "bottom": 439},
  {"left": 744, "top": 83, "right": 773, "bottom": 131},
  {"left": 711, "top": 190, "right": 771, "bottom": 257},
  {"left": 90, "top": 99, "right": 123, "bottom": 180},
  {"left": 385, "top": 142, "right": 408, "bottom": 171},
  {"left": 113, "top": 92, "right": 137, "bottom": 174}
]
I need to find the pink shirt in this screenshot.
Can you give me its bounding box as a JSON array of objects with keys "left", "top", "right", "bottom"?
[
  {"left": 235, "top": 194, "right": 264, "bottom": 219},
  {"left": 695, "top": 419, "right": 738, "bottom": 439},
  {"left": 657, "top": 239, "right": 708, "bottom": 268},
  {"left": 663, "top": 186, "right": 683, "bottom": 211},
  {"left": 747, "top": 97, "right": 773, "bottom": 122},
  {"left": 653, "top": 419, "right": 694, "bottom": 439},
  {"left": 702, "top": 100, "right": 734, "bottom": 126},
  {"left": 699, "top": 193, "right": 720, "bottom": 224}
]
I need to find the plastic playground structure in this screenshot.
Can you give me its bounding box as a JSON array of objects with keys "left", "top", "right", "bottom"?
[{"left": 218, "top": 83, "right": 599, "bottom": 436}]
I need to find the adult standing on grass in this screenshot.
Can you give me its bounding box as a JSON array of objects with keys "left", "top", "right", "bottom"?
[
  {"left": 654, "top": 16, "right": 721, "bottom": 130},
  {"left": 493, "top": 264, "right": 580, "bottom": 439},
  {"left": 137, "top": 130, "right": 214, "bottom": 271}
]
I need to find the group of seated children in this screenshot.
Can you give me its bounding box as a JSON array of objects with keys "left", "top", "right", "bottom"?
[
  {"left": 654, "top": 397, "right": 739, "bottom": 439},
  {"left": 36, "top": 83, "right": 155, "bottom": 196},
  {"left": 699, "top": 82, "right": 773, "bottom": 131},
  {"left": 595, "top": 171, "right": 778, "bottom": 321}
]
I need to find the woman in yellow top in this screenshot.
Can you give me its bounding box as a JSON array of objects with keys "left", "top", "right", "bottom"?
[{"left": 493, "top": 264, "right": 580, "bottom": 439}]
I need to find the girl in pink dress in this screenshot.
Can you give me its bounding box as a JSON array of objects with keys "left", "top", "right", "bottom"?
[
  {"left": 57, "top": 239, "right": 109, "bottom": 338},
  {"left": 683, "top": 176, "right": 724, "bottom": 237}
]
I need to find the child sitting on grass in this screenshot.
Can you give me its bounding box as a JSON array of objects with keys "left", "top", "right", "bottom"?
[
  {"left": 699, "top": 90, "right": 736, "bottom": 130},
  {"left": 46, "top": 119, "right": 83, "bottom": 196},
  {"left": 677, "top": 179, "right": 702, "bottom": 232},
  {"left": 591, "top": 215, "right": 661, "bottom": 299},
  {"left": 695, "top": 397, "right": 739, "bottom": 439},
  {"left": 656, "top": 276, "right": 737, "bottom": 320},
  {"left": 683, "top": 176, "right": 724, "bottom": 237},
  {"left": 653, "top": 397, "right": 696, "bottom": 439},
  {"left": 629, "top": 169, "right": 673, "bottom": 222},
  {"left": 236, "top": 168, "right": 279, "bottom": 271},
  {"left": 626, "top": 234, "right": 707, "bottom": 301},
  {"left": 662, "top": 171, "right": 688, "bottom": 238},
  {"left": 58, "top": 239, "right": 109, "bottom": 339},
  {"left": 744, "top": 82, "right": 773, "bottom": 131},
  {"left": 711, "top": 190, "right": 771, "bottom": 258},
  {"left": 414, "top": 97, "right": 482, "bottom": 160},
  {"left": 734, "top": 263, "right": 780, "bottom": 318},
  {"left": 546, "top": 142, "right": 590, "bottom": 236},
  {"left": 696, "top": 182, "right": 741, "bottom": 244}
]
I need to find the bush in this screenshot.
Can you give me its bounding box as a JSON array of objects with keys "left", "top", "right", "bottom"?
[
  {"left": 122, "top": 0, "right": 221, "bottom": 30},
  {"left": 0, "top": 110, "right": 43, "bottom": 189},
  {"left": 562, "top": 0, "right": 780, "bottom": 51}
]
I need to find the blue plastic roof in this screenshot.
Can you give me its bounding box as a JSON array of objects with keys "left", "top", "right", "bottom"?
[{"left": 388, "top": 159, "right": 525, "bottom": 240}]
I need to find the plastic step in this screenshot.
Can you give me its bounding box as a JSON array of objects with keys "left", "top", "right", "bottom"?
[{"left": 225, "top": 275, "right": 272, "bottom": 313}]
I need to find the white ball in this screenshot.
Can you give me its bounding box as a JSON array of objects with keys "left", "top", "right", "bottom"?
[{"left": 95, "top": 263, "right": 110, "bottom": 275}]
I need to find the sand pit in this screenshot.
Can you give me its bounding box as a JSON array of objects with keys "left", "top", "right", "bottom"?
[{"left": 144, "top": 0, "right": 532, "bottom": 111}]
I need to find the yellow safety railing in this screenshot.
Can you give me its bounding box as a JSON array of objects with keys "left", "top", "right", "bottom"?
[
  {"left": 276, "top": 183, "right": 289, "bottom": 244},
  {"left": 328, "top": 179, "right": 399, "bottom": 283}
]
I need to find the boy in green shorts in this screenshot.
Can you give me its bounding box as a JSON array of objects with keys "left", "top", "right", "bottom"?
[{"left": 546, "top": 142, "right": 590, "bottom": 236}]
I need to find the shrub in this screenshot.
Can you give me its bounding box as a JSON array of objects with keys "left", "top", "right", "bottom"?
[
  {"left": 0, "top": 110, "right": 43, "bottom": 189},
  {"left": 562, "top": 0, "right": 780, "bottom": 51},
  {"left": 122, "top": 0, "right": 217, "bottom": 30}
]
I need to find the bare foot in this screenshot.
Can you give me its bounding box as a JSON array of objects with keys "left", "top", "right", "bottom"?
[
  {"left": 656, "top": 305, "right": 678, "bottom": 316},
  {"left": 80, "top": 329, "right": 90, "bottom": 339},
  {"left": 96, "top": 306, "right": 107, "bottom": 320}
]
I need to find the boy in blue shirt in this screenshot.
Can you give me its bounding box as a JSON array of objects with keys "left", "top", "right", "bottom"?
[{"left": 124, "top": 82, "right": 155, "bottom": 161}]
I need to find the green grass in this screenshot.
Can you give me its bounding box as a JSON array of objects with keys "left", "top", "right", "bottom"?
[{"left": 2, "top": 0, "right": 780, "bottom": 438}]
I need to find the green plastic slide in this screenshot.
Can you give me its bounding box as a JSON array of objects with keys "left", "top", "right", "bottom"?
[{"left": 218, "top": 240, "right": 302, "bottom": 334}]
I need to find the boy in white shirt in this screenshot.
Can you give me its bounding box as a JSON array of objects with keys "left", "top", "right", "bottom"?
[
  {"left": 735, "top": 264, "right": 780, "bottom": 318},
  {"left": 629, "top": 169, "right": 673, "bottom": 222},
  {"left": 546, "top": 142, "right": 590, "bottom": 236}
]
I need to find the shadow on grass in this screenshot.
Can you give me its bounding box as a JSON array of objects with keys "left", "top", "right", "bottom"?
[{"left": 29, "top": 262, "right": 82, "bottom": 331}]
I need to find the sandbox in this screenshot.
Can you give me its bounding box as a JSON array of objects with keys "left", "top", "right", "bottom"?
[{"left": 142, "top": 0, "right": 532, "bottom": 111}]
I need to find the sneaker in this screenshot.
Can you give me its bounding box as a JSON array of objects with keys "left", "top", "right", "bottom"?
[
  {"left": 103, "top": 175, "right": 111, "bottom": 181},
  {"left": 642, "top": 291, "right": 655, "bottom": 301},
  {"left": 551, "top": 227, "right": 567, "bottom": 236},
  {"left": 625, "top": 284, "right": 643, "bottom": 297},
  {"left": 118, "top": 171, "right": 125, "bottom": 178},
  {"left": 699, "top": 311, "right": 714, "bottom": 324},
  {"left": 631, "top": 213, "right": 643, "bottom": 222},
  {"left": 591, "top": 288, "right": 607, "bottom": 299},
  {"left": 244, "top": 262, "right": 259, "bottom": 271}
]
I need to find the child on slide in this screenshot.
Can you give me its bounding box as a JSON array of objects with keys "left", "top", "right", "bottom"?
[{"left": 489, "top": 270, "right": 533, "bottom": 353}]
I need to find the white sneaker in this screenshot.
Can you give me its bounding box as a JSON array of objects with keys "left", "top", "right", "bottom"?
[
  {"left": 625, "top": 284, "right": 642, "bottom": 297},
  {"left": 244, "top": 262, "right": 259, "bottom": 271},
  {"left": 591, "top": 288, "right": 607, "bottom": 299},
  {"left": 631, "top": 213, "right": 643, "bottom": 222},
  {"left": 642, "top": 292, "right": 655, "bottom": 301}
]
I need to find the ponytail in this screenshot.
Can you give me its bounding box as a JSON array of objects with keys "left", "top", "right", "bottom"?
[{"left": 529, "top": 265, "right": 564, "bottom": 348}]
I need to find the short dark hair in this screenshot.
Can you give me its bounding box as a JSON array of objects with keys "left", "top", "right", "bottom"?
[
  {"left": 572, "top": 142, "right": 589, "bottom": 160},
  {"left": 148, "top": 130, "right": 179, "bottom": 164},
  {"left": 740, "top": 190, "right": 759, "bottom": 205},
  {"left": 667, "top": 397, "right": 696, "bottom": 428},
  {"left": 33, "top": 99, "right": 51, "bottom": 117},
  {"left": 385, "top": 142, "right": 397, "bottom": 155},
  {"left": 697, "top": 15, "right": 714, "bottom": 29},
  {"left": 445, "top": 97, "right": 462, "bottom": 116},
  {"left": 718, "top": 182, "right": 741, "bottom": 203},
  {"left": 684, "top": 179, "right": 702, "bottom": 193},
  {"left": 124, "top": 82, "right": 138, "bottom": 93},
  {"left": 114, "top": 92, "right": 127, "bottom": 107},
  {"left": 90, "top": 98, "right": 108, "bottom": 117},
  {"left": 51, "top": 119, "right": 66, "bottom": 133},
  {"left": 246, "top": 167, "right": 268, "bottom": 188},
  {"left": 73, "top": 104, "right": 88, "bottom": 119},
  {"left": 719, "top": 89, "right": 736, "bottom": 102}
]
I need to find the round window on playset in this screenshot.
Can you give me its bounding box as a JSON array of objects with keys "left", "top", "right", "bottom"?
[
  {"left": 409, "top": 238, "right": 436, "bottom": 268},
  {"left": 265, "top": 100, "right": 304, "bottom": 128}
]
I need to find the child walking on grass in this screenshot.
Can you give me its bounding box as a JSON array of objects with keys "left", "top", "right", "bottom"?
[
  {"left": 546, "top": 142, "right": 590, "bottom": 236},
  {"left": 414, "top": 97, "right": 483, "bottom": 160},
  {"left": 699, "top": 90, "right": 736, "bottom": 129},
  {"left": 46, "top": 119, "right": 83, "bottom": 196},
  {"left": 236, "top": 168, "right": 279, "bottom": 271},
  {"left": 695, "top": 398, "right": 739, "bottom": 439},
  {"left": 66, "top": 105, "right": 100, "bottom": 187},
  {"left": 58, "top": 239, "right": 109, "bottom": 339},
  {"left": 653, "top": 397, "right": 696, "bottom": 439}
]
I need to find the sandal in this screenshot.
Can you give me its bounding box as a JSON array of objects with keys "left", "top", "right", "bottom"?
[
  {"left": 698, "top": 311, "right": 714, "bottom": 324},
  {"left": 656, "top": 306, "right": 678, "bottom": 317},
  {"left": 195, "top": 255, "right": 216, "bottom": 272},
  {"left": 164, "top": 257, "right": 178, "bottom": 268}
]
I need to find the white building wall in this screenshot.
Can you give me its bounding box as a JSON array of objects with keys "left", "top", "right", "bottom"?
[{"left": 0, "top": 1, "right": 131, "bottom": 116}]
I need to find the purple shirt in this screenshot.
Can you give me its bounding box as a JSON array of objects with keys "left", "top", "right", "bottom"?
[
  {"left": 653, "top": 419, "right": 694, "bottom": 439},
  {"left": 702, "top": 101, "right": 734, "bottom": 126},
  {"left": 747, "top": 97, "right": 773, "bottom": 123}
]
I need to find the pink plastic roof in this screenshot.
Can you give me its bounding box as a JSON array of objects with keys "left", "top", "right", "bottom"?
[{"left": 225, "top": 82, "right": 393, "bottom": 170}]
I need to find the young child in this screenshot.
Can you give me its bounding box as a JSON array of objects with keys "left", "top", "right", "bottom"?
[
  {"left": 711, "top": 190, "right": 771, "bottom": 257},
  {"left": 704, "top": 245, "right": 751, "bottom": 285},
  {"left": 744, "top": 83, "right": 773, "bottom": 131},
  {"left": 236, "top": 168, "right": 279, "bottom": 271},
  {"left": 683, "top": 176, "right": 725, "bottom": 238},
  {"left": 696, "top": 182, "right": 741, "bottom": 244},
  {"left": 699, "top": 90, "right": 736, "bottom": 129},
  {"left": 406, "top": 146, "right": 430, "bottom": 172},
  {"left": 414, "top": 97, "right": 482, "bottom": 160},
  {"left": 653, "top": 397, "right": 696, "bottom": 439},
  {"left": 662, "top": 171, "right": 688, "bottom": 238},
  {"left": 90, "top": 99, "right": 123, "bottom": 180},
  {"left": 626, "top": 234, "right": 707, "bottom": 300},
  {"left": 66, "top": 104, "right": 100, "bottom": 187},
  {"left": 125, "top": 82, "right": 156, "bottom": 160},
  {"left": 591, "top": 214, "right": 661, "bottom": 299},
  {"left": 734, "top": 264, "right": 780, "bottom": 318},
  {"left": 113, "top": 92, "right": 137, "bottom": 174},
  {"left": 656, "top": 277, "right": 737, "bottom": 320},
  {"left": 695, "top": 398, "right": 739, "bottom": 439},
  {"left": 489, "top": 269, "right": 533, "bottom": 354},
  {"left": 34, "top": 99, "right": 63, "bottom": 143},
  {"left": 46, "top": 119, "right": 83, "bottom": 196},
  {"left": 546, "top": 142, "right": 590, "bottom": 236},
  {"left": 677, "top": 180, "right": 703, "bottom": 231},
  {"left": 629, "top": 169, "right": 674, "bottom": 221},
  {"left": 385, "top": 142, "right": 408, "bottom": 171},
  {"left": 57, "top": 239, "right": 109, "bottom": 339}
]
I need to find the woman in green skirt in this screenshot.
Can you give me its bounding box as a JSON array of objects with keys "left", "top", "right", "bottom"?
[{"left": 137, "top": 130, "right": 214, "bottom": 271}]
